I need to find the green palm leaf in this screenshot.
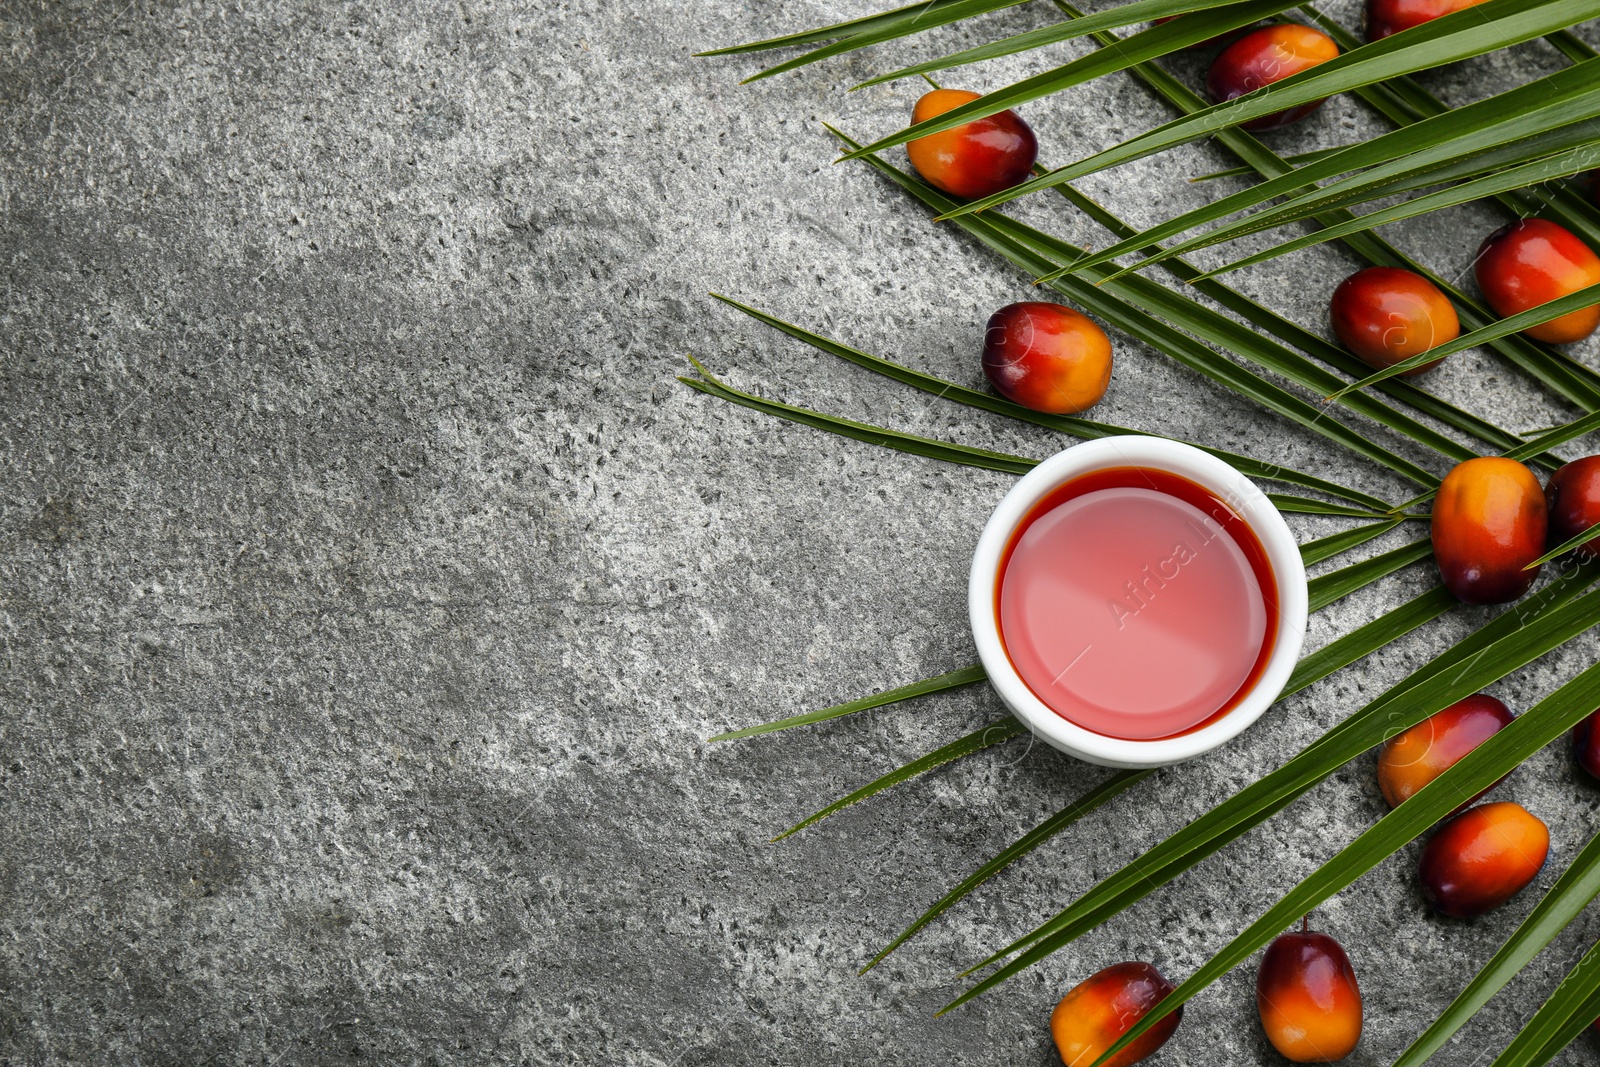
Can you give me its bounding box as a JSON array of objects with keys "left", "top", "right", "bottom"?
[
  {"left": 828, "top": 127, "right": 1448, "bottom": 488},
  {"left": 1050, "top": 184, "right": 1555, "bottom": 467},
  {"left": 773, "top": 717, "right": 1027, "bottom": 841},
  {"left": 740, "top": 0, "right": 1034, "bottom": 84},
  {"left": 1389, "top": 828, "right": 1600, "bottom": 1067},
  {"left": 860, "top": 768, "right": 1153, "bottom": 972},
  {"left": 1078, "top": 655, "right": 1600, "bottom": 1058},
  {"left": 708, "top": 664, "right": 988, "bottom": 742},
  {"left": 1198, "top": 144, "right": 1600, "bottom": 278},
  {"left": 1044, "top": 59, "right": 1600, "bottom": 280},
  {"left": 684, "top": 361, "right": 1400, "bottom": 517},
  {"left": 901, "top": 0, "right": 1600, "bottom": 216},
  {"left": 855, "top": 574, "right": 1455, "bottom": 975},
  {"left": 708, "top": 293, "right": 1397, "bottom": 509},
  {"left": 852, "top": 0, "right": 1296, "bottom": 90},
  {"left": 1488, "top": 944, "right": 1600, "bottom": 1067}
]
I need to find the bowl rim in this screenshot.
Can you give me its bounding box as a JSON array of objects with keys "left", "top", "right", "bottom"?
[{"left": 968, "top": 436, "right": 1308, "bottom": 769}]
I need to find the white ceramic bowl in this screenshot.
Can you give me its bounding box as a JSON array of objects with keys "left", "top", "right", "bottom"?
[{"left": 969, "top": 436, "right": 1307, "bottom": 769}]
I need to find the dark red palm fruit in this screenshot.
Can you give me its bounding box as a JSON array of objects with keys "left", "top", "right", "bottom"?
[
  {"left": 1430, "top": 457, "right": 1547, "bottom": 604},
  {"left": 1256, "top": 925, "right": 1362, "bottom": 1062},
  {"left": 983, "top": 302, "right": 1112, "bottom": 415},
  {"left": 1050, "top": 961, "right": 1182, "bottom": 1067},
  {"left": 1330, "top": 267, "right": 1460, "bottom": 375},
  {"left": 1420, "top": 802, "right": 1549, "bottom": 918},
  {"left": 1376, "top": 694, "right": 1514, "bottom": 810},
  {"left": 1475, "top": 219, "right": 1600, "bottom": 344},
  {"left": 1573, "top": 710, "right": 1600, "bottom": 780},
  {"left": 1206, "top": 24, "right": 1340, "bottom": 131},
  {"left": 905, "top": 88, "right": 1038, "bottom": 201},
  {"left": 1366, "top": 0, "right": 1490, "bottom": 40},
  {"left": 1547, "top": 456, "right": 1600, "bottom": 559}
]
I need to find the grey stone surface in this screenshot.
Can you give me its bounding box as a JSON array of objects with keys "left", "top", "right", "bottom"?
[{"left": 5, "top": 0, "right": 1600, "bottom": 1063}]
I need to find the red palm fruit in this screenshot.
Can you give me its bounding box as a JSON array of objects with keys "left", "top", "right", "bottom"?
[
  {"left": 983, "top": 302, "right": 1112, "bottom": 414},
  {"left": 1330, "top": 267, "right": 1459, "bottom": 375},
  {"left": 906, "top": 88, "right": 1038, "bottom": 201},
  {"left": 1256, "top": 925, "right": 1363, "bottom": 1062},
  {"left": 1430, "top": 457, "right": 1547, "bottom": 604},
  {"left": 1572, "top": 709, "right": 1600, "bottom": 780},
  {"left": 1546, "top": 456, "right": 1600, "bottom": 559},
  {"left": 1420, "top": 802, "right": 1549, "bottom": 918},
  {"left": 1366, "top": 0, "right": 1490, "bottom": 40},
  {"left": 1050, "top": 961, "right": 1182, "bottom": 1067},
  {"left": 1376, "top": 694, "right": 1514, "bottom": 810},
  {"left": 1206, "top": 24, "right": 1340, "bottom": 131},
  {"left": 1475, "top": 219, "right": 1600, "bottom": 344}
]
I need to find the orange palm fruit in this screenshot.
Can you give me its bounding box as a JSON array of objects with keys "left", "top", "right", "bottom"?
[
  {"left": 1474, "top": 219, "right": 1600, "bottom": 344},
  {"left": 906, "top": 89, "right": 1037, "bottom": 201},
  {"left": 982, "top": 302, "right": 1112, "bottom": 415},
  {"left": 1256, "top": 925, "right": 1363, "bottom": 1062},
  {"left": 1419, "top": 802, "right": 1549, "bottom": 918},
  {"left": 1206, "top": 25, "right": 1340, "bottom": 131},
  {"left": 1050, "top": 961, "right": 1182, "bottom": 1067},
  {"left": 1430, "top": 457, "right": 1546, "bottom": 604},
  {"left": 1366, "top": 0, "right": 1490, "bottom": 40},
  {"left": 1329, "top": 267, "right": 1459, "bottom": 375},
  {"left": 1376, "top": 694, "right": 1514, "bottom": 810}
]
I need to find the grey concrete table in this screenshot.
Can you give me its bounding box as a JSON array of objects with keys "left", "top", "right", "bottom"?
[{"left": 6, "top": 0, "right": 1600, "bottom": 1063}]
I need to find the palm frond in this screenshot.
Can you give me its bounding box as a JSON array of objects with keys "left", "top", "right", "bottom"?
[
  {"left": 1390, "top": 828, "right": 1600, "bottom": 1067},
  {"left": 1077, "top": 655, "right": 1600, "bottom": 1054},
  {"left": 906, "top": 0, "right": 1600, "bottom": 216},
  {"left": 773, "top": 717, "right": 1027, "bottom": 841},
  {"left": 709, "top": 664, "right": 988, "bottom": 742}
]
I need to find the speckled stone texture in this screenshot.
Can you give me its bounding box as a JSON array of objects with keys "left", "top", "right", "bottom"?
[{"left": 5, "top": 0, "right": 1600, "bottom": 1063}]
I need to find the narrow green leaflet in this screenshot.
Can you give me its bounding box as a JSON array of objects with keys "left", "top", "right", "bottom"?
[
  {"left": 1525, "top": 519, "right": 1600, "bottom": 570},
  {"left": 679, "top": 360, "right": 1036, "bottom": 475},
  {"left": 853, "top": 577, "right": 1454, "bottom": 976},
  {"left": 1050, "top": 185, "right": 1557, "bottom": 468},
  {"left": 1489, "top": 948, "right": 1600, "bottom": 1067},
  {"left": 710, "top": 293, "right": 1396, "bottom": 510},
  {"left": 1302, "top": 4, "right": 1600, "bottom": 251},
  {"left": 1283, "top": 585, "right": 1456, "bottom": 696},
  {"left": 1079, "top": 656, "right": 1600, "bottom": 1058},
  {"left": 1202, "top": 143, "right": 1600, "bottom": 278},
  {"left": 1142, "top": 122, "right": 1600, "bottom": 282},
  {"left": 854, "top": 0, "right": 1299, "bottom": 88},
  {"left": 708, "top": 664, "right": 987, "bottom": 742},
  {"left": 1270, "top": 495, "right": 1391, "bottom": 519},
  {"left": 910, "top": 0, "right": 1600, "bottom": 217},
  {"left": 1330, "top": 280, "right": 1600, "bottom": 397},
  {"left": 1307, "top": 539, "right": 1432, "bottom": 612},
  {"left": 773, "top": 717, "right": 1027, "bottom": 841},
  {"left": 737, "top": 0, "right": 1031, "bottom": 83},
  {"left": 1389, "top": 828, "right": 1600, "bottom": 1067},
  {"left": 1042, "top": 59, "right": 1600, "bottom": 279},
  {"left": 695, "top": 0, "right": 978, "bottom": 55},
  {"left": 947, "top": 563, "right": 1600, "bottom": 1005},
  {"left": 1298, "top": 518, "right": 1404, "bottom": 566},
  {"left": 1191, "top": 145, "right": 1347, "bottom": 182},
  {"left": 860, "top": 769, "right": 1153, "bottom": 972}
]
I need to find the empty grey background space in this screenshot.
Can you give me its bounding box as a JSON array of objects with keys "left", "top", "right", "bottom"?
[{"left": 5, "top": 0, "right": 1600, "bottom": 1063}]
